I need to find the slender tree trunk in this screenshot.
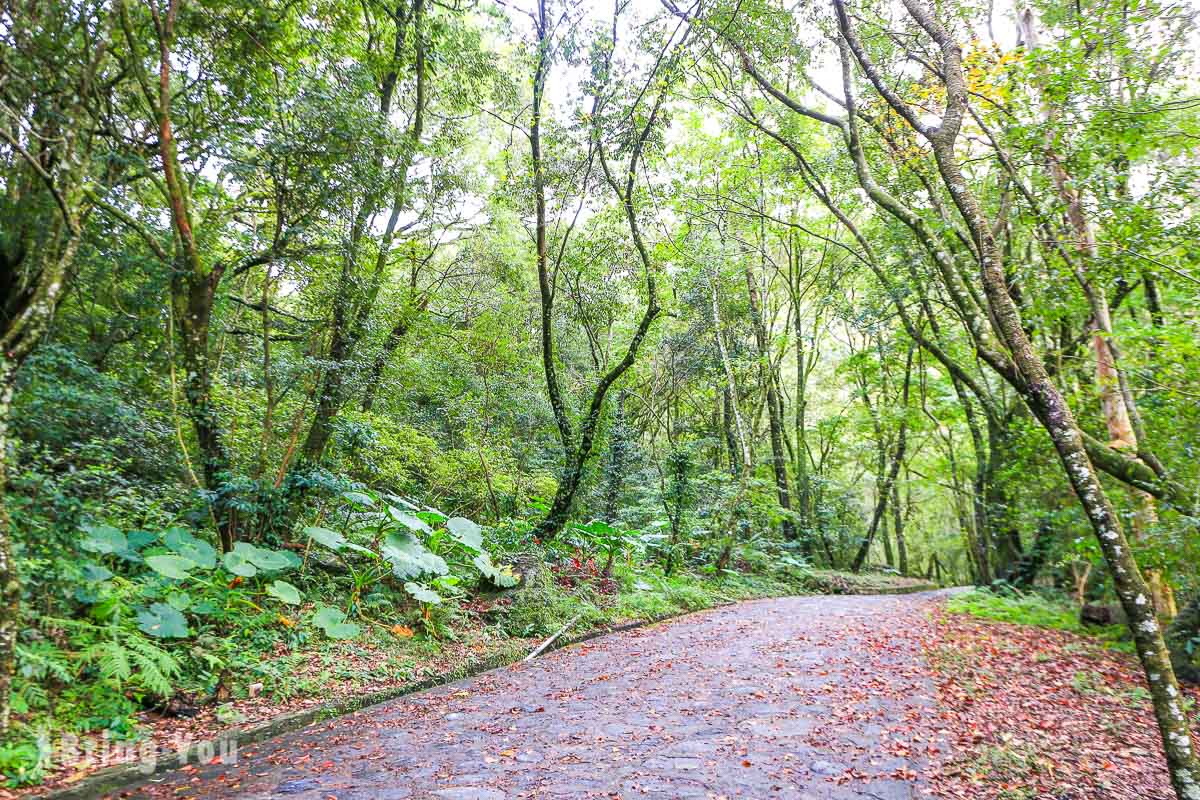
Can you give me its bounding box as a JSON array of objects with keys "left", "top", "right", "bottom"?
[
  {"left": 879, "top": 501, "right": 894, "bottom": 568},
  {"left": 742, "top": 259, "right": 795, "bottom": 538},
  {"left": 0, "top": 366, "right": 18, "bottom": 735},
  {"left": 792, "top": 258, "right": 814, "bottom": 548},
  {"left": 876, "top": 434, "right": 894, "bottom": 568},
  {"left": 711, "top": 271, "right": 751, "bottom": 471},
  {"left": 1020, "top": 6, "right": 1173, "bottom": 619},
  {"left": 951, "top": 380, "right": 993, "bottom": 583},
  {"left": 722, "top": 388, "right": 741, "bottom": 477},
  {"left": 838, "top": 2, "right": 1200, "bottom": 785},
  {"left": 892, "top": 481, "right": 908, "bottom": 576},
  {"left": 360, "top": 298, "right": 426, "bottom": 412},
  {"left": 174, "top": 274, "right": 236, "bottom": 551},
  {"left": 852, "top": 347, "right": 912, "bottom": 573},
  {"left": 530, "top": 1, "right": 664, "bottom": 539}
]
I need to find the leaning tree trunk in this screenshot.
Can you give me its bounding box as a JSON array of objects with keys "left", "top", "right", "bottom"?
[{"left": 848, "top": 1, "right": 1200, "bottom": 787}]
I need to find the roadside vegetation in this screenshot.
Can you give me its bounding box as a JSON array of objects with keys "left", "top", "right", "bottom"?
[{"left": 3, "top": 0, "right": 1199, "bottom": 795}]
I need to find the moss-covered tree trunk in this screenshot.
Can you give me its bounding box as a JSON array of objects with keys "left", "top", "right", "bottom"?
[
  {"left": 0, "top": 40, "right": 89, "bottom": 729},
  {"left": 834, "top": 1, "right": 1200, "bottom": 790}
]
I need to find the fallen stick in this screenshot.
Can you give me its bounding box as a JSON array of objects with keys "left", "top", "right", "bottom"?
[{"left": 524, "top": 612, "right": 584, "bottom": 662}]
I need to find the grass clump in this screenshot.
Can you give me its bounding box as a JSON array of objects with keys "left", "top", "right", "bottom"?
[
  {"left": 947, "top": 588, "right": 1132, "bottom": 651},
  {"left": 948, "top": 588, "right": 1084, "bottom": 630}
]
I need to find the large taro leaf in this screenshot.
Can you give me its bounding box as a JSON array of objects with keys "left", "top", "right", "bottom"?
[
  {"left": 80, "top": 524, "right": 126, "bottom": 555},
  {"left": 137, "top": 603, "right": 189, "bottom": 638},
  {"left": 145, "top": 554, "right": 197, "bottom": 581},
  {"left": 387, "top": 505, "right": 432, "bottom": 534},
  {"left": 311, "top": 606, "right": 360, "bottom": 639},
  {"left": 303, "top": 526, "right": 376, "bottom": 557},
  {"left": 125, "top": 530, "right": 158, "bottom": 551},
  {"left": 266, "top": 580, "right": 302, "bottom": 605},
  {"left": 81, "top": 563, "right": 113, "bottom": 583},
  {"left": 403, "top": 582, "right": 442, "bottom": 605},
  {"left": 381, "top": 532, "right": 447, "bottom": 579},
  {"left": 163, "top": 528, "right": 217, "bottom": 569},
  {"left": 223, "top": 549, "right": 257, "bottom": 577},
  {"left": 304, "top": 526, "right": 344, "bottom": 550},
  {"left": 233, "top": 542, "right": 299, "bottom": 573},
  {"left": 473, "top": 552, "right": 519, "bottom": 588},
  {"left": 445, "top": 517, "right": 483, "bottom": 552},
  {"left": 341, "top": 490, "right": 376, "bottom": 509}
]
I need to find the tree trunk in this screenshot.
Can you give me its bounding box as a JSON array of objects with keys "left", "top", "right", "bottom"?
[
  {"left": 1166, "top": 595, "right": 1200, "bottom": 686},
  {"left": 892, "top": 481, "right": 908, "bottom": 576},
  {"left": 1020, "top": 6, "right": 1173, "bottom": 620},
  {"left": 849, "top": 2, "right": 1200, "bottom": 784},
  {"left": 1004, "top": 519, "right": 1054, "bottom": 589},
  {"left": 174, "top": 274, "right": 236, "bottom": 551},
  {"left": 711, "top": 271, "right": 751, "bottom": 472},
  {"left": 742, "top": 258, "right": 795, "bottom": 539},
  {"left": 722, "top": 388, "right": 741, "bottom": 477},
  {"left": 360, "top": 316, "right": 411, "bottom": 413},
  {"left": 852, "top": 347, "right": 912, "bottom": 573},
  {"left": 0, "top": 360, "right": 19, "bottom": 733},
  {"left": 529, "top": 2, "right": 664, "bottom": 539}
]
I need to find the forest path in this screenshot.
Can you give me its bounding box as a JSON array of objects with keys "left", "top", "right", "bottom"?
[{"left": 133, "top": 592, "right": 953, "bottom": 800}]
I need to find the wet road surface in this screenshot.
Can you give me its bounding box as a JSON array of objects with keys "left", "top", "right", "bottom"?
[{"left": 131, "top": 592, "right": 948, "bottom": 799}]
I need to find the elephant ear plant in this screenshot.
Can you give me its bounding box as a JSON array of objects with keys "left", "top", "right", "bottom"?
[{"left": 304, "top": 489, "right": 518, "bottom": 638}]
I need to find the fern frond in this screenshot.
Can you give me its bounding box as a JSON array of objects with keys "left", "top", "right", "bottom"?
[{"left": 122, "top": 635, "right": 180, "bottom": 697}]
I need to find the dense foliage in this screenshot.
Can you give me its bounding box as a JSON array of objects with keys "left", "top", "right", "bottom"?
[{"left": 1, "top": 0, "right": 1198, "bottom": 793}]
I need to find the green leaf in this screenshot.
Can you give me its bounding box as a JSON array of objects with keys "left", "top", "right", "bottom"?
[
  {"left": 312, "top": 606, "right": 345, "bottom": 628},
  {"left": 126, "top": 530, "right": 158, "bottom": 551},
  {"left": 404, "top": 582, "right": 442, "bottom": 605},
  {"left": 341, "top": 490, "right": 376, "bottom": 508},
  {"left": 80, "top": 524, "right": 126, "bottom": 555},
  {"left": 233, "top": 542, "right": 297, "bottom": 573},
  {"left": 417, "top": 509, "right": 448, "bottom": 528},
  {"left": 163, "top": 528, "right": 217, "bottom": 570},
  {"left": 446, "top": 517, "right": 483, "bottom": 552},
  {"left": 382, "top": 532, "right": 448, "bottom": 579},
  {"left": 304, "top": 526, "right": 376, "bottom": 558},
  {"left": 474, "top": 553, "right": 519, "bottom": 588},
  {"left": 137, "top": 603, "right": 189, "bottom": 638},
  {"left": 81, "top": 563, "right": 113, "bottom": 583},
  {"left": 305, "top": 526, "right": 344, "bottom": 550},
  {"left": 311, "top": 605, "right": 360, "bottom": 639},
  {"left": 325, "top": 621, "right": 360, "bottom": 639},
  {"left": 145, "top": 554, "right": 196, "bottom": 581},
  {"left": 388, "top": 505, "right": 432, "bottom": 534},
  {"left": 266, "top": 580, "right": 302, "bottom": 605},
  {"left": 192, "top": 600, "right": 218, "bottom": 615},
  {"left": 166, "top": 592, "right": 192, "bottom": 611},
  {"left": 223, "top": 549, "right": 257, "bottom": 577}
]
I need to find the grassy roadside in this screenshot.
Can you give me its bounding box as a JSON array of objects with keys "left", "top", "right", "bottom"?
[
  {"left": 945, "top": 588, "right": 1132, "bottom": 651},
  {"left": 9, "top": 563, "right": 929, "bottom": 798}
]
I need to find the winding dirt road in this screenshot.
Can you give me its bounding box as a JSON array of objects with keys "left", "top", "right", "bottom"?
[{"left": 131, "top": 592, "right": 951, "bottom": 799}]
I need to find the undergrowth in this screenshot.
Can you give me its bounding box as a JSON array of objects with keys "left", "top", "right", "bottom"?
[{"left": 947, "top": 588, "right": 1132, "bottom": 652}]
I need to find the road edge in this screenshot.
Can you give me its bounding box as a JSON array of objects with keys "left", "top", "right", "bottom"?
[{"left": 47, "top": 584, "right": 939, "bottom": 799}]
